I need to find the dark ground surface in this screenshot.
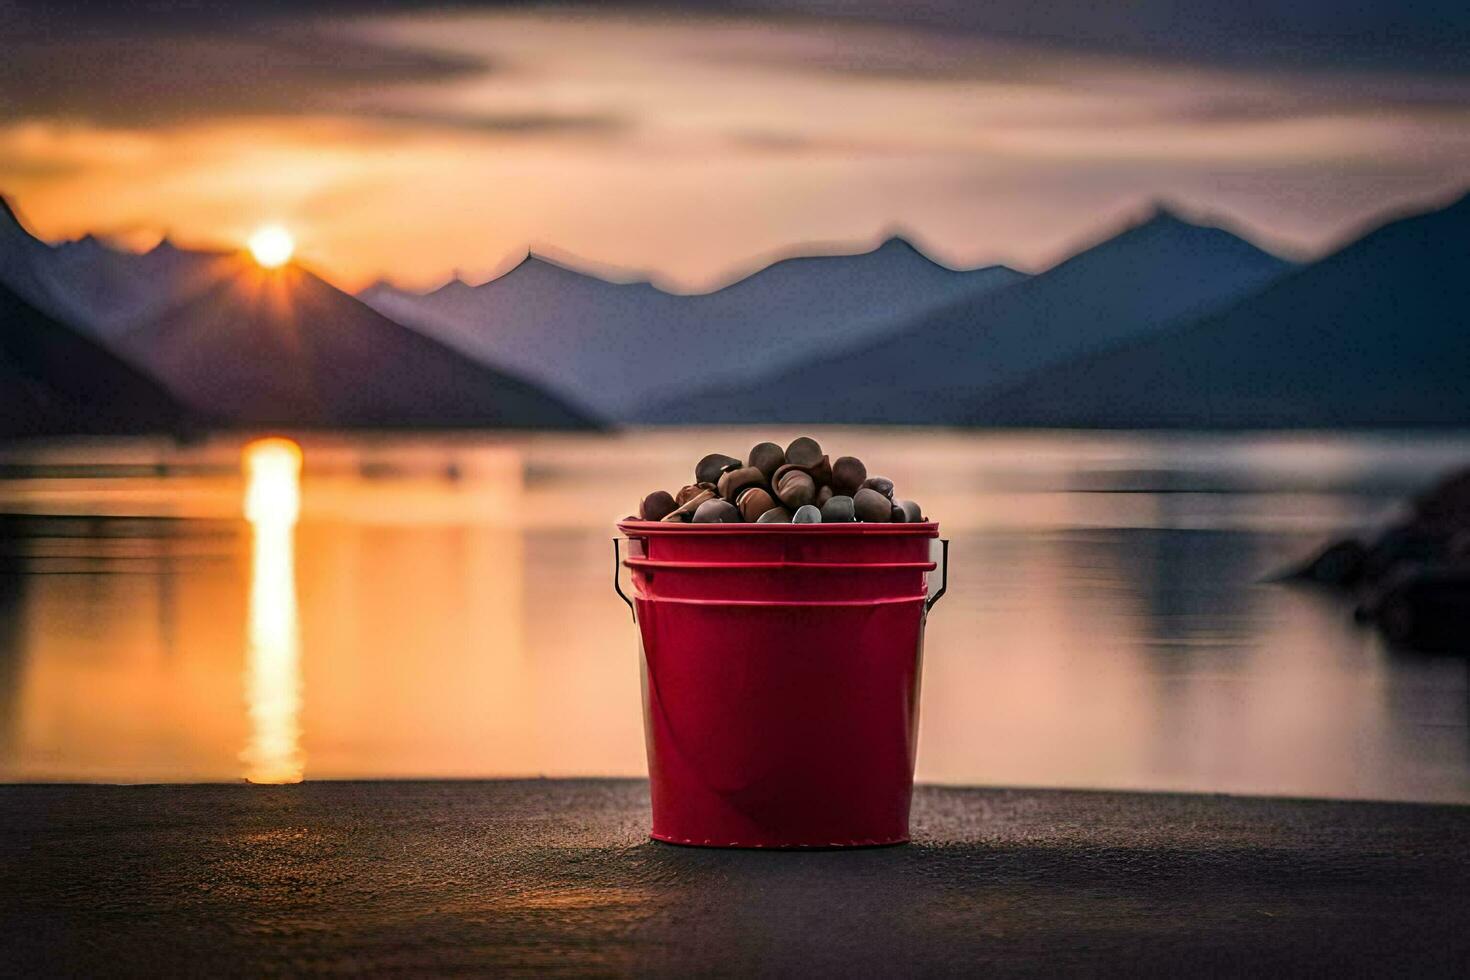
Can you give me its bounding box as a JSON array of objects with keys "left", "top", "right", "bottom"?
[{"left": 4, "top": 780, "right": 1470, "bottom": 976}]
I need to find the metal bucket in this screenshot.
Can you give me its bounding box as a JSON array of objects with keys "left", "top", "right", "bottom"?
[{"left": 615, "top": 520, "right": 947, "bottom": 848}]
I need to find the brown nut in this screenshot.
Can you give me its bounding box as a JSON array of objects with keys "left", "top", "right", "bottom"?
[
  {"left": 693, "top": 498, "right": 741, "bottom": 523},
  {"left": 756, "top": 506, "right": 793, "bottom": 523},
  {"left": 676, "top": 482, "right": 716, "bottom": 505},
  {"left": 815, "top": 485, "right": 833, "bottom": 507},
  {"left": 665, "top": 488, "right": 715, "bottom": 521},
  {"left": 774, "top": 469, "right": 816, "bottom": 509},
  {"left": 820, "top": 494, "right": 856, "bottom": 523},
  {"left": 747, "top": 442, "right": 786, "bottom": 480},
  {"left": 718, "top": 465, "right": 766, "bottom": 502},
  {"left": 854, "top": 487, "right": 893, "bottom": 522},
  {"left": 831, "top": 456, "right": 867, "bottom": 496},
  {"left": 696, "top": 453, "right": 741, "bottom": 486},
  {"left": 785, "top": 436, "right": 823, "bottom": 468},
  {"left": 773, "top": 454, "right": 832, "bottom": 488},
  {"left": 897, "top": 499, "right": 924, "bottom": 522},
  {"left": 640, "top": 490, "right": 676, "bottom": 521},
  {"left": 862, "top": 476, "right": 894, "bottom": 499},
  {"left": 736, "top": 486, "right": 777, "bottom": 522}
]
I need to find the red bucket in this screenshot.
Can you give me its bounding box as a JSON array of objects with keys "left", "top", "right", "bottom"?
[{"left": 615, "top": 520, "right": 948, "bottom": 848}]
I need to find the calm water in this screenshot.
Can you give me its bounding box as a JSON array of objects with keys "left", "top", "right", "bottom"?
[{"left": 0, "top": 428, "right": 1467, "bottom": 802}]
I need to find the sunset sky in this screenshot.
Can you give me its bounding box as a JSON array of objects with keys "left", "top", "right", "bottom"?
[{"left": 3, "top": 1, "right": 1468, "bottom": 290}]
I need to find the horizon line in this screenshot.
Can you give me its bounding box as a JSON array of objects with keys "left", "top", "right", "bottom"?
[{"left": 4, "top": 183, "right": 1465, "bottom": 297}]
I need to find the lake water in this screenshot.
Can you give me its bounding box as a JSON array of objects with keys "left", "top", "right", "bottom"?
[{"left": 1, "top": 428, "right": 1467, "bottom": 803}]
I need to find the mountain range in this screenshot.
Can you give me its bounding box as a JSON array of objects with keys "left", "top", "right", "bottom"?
[
  {"left": 967, "top": 193, "right": 1470, "bottom": 428},
  {"left": 642, "top": 207, "right": 1294, "bottom": 424},
  {"left": 1, "top": 189, "right": 1466, "bottom": 435},
  {"left": 110, "top": 263, "right": 598, "bottom": 429},
  {"left": 0, "top": 199, "right": 597, "bottom": 432},
  {"left": 0, "top": 202, "right": 233, "bottom": 339},
  {"left": 360, "top": 238, "right": 1024, "bottom": 418},
  {"left": 0, "top": 277, "right": 185, "bottom": 438}
]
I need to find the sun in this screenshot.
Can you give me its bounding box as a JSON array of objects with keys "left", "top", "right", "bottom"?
[{"left": 248, "top": 225, "right": 295, "bottom": 268}]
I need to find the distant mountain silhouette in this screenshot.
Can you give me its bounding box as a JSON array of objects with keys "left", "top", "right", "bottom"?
[
  {"left": 0, "top": 197, "right": 597, "bottom": 431},
  {"left": 10, "top": 186, "right": 1464, "bottom": 433},
  {"left": 966, "top": 194, "right": 1470, "bottom": 428},
  {"left": 0, "top": 278, "right": 186, "bottom": 438},
  {"left": 112, "top": 262, "right": 598, "bottom": 429},
  {"left": 361, "top": 237, "right": 1025, "bottom": 418},
  {"left": 0, "top": 199, "right": 229, "bottom": 337},
  {"left": 646, "top": 207, "right": 1292, "bottom": 424}
]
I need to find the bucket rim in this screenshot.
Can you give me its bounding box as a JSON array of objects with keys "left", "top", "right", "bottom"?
[
  {"left": 624, "top": 558, "right": 937, "bottom": 571},
  {"left": 617, "top": 519, "right": 938, "bottom": 536}
]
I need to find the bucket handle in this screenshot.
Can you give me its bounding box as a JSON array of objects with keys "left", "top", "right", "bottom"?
[
  {"left": 613, "top": 537, "right": 636, "bottom": 622},
  {"left": 926, "top": 539, "right": 949, "bottom": 612}
]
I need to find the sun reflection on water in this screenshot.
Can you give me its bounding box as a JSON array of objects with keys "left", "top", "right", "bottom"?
[{"left": 241, "top": 438, "right": 305, "bottom": 784}]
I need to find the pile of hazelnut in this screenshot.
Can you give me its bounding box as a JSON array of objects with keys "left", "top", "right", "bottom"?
[{"left": 637, "top": 436, "right": 924, "bottom": 524}]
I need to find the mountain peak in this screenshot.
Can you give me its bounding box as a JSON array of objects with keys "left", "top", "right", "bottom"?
[
  {"left": 507, "top": 252, "right": 608, "bottom": 285},
  {"left": 360, "top": 276, "right": 398, "bottom": 294},
  {"left": 1021, "top": 197, "right": 1291, "bottom": 297},
  {"left": 428, "top": 273, "right": 476, "bottom": 297},
  {"left": 523, "top": 252, "right": 588, "bottom": 275},
  {"left": 0, "top": 194, "right": 32, "bottom": 239},
  {"left": 858, "top": 233, "right": 952, "bottom": 271},
  {"left": 1104, "top": 201, "right": 1284, "bottom": 261},
  {"left": 1137, "top": 200, "right": 1201, "bottom": 231},
  {"left": 874, "top": 233, "right": 922, "bottom": 255},
  {"left": 60, "top": 233, "right": 116, "bottom": 255}
]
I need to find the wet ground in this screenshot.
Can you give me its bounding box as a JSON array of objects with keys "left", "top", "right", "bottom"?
[{"left": 4, "top": 780, "right": 1469, "bottom": 975}]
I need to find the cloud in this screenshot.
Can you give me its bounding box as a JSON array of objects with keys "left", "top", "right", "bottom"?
[
  {"left": 727, "top": 0, "right": 1470, "bottom": 74},
  {"left": 15, "top": 0, "right": 1468, "bottom": 71},
  {"left": 1, "top": 2, "right": 1466, "bottom": 290},
  {"left": 5, "top": 2, "right": 1468, "bottom": 135},
  {"left": 365, "top": 109, "right": 629, "bottom": 137},
  {"left": 0, "top": 24, "right": 487, "bottom": 126}
]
